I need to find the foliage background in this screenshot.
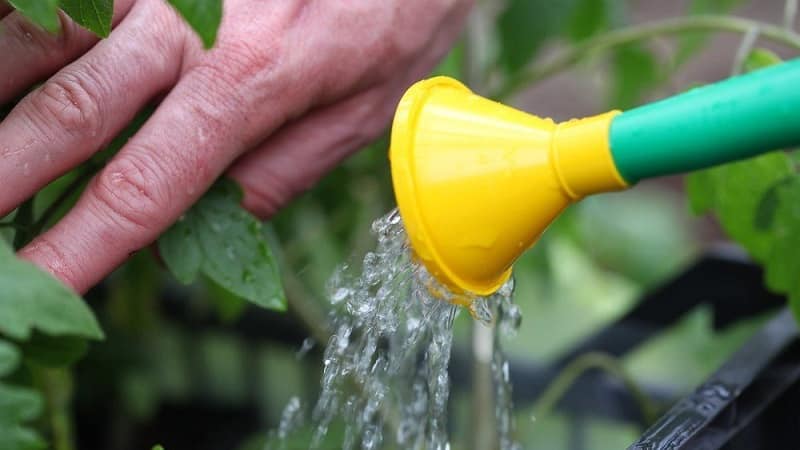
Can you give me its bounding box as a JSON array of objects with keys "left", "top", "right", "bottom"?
[{"left": 1, "top": 0, "right": 799, "bottom": 449}]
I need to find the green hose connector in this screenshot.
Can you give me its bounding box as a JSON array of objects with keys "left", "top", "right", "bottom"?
[{"left": 609, "top": 58, "right": 800, "bottom": 184}]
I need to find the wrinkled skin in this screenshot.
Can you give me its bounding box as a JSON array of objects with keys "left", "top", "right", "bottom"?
[{"left": 0, "top": 0, "right": 472, "bottom": 293}]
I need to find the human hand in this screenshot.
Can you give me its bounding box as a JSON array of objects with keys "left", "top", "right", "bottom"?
[{"left": 0, "top": 0, "right": 472, "bottom": 293}]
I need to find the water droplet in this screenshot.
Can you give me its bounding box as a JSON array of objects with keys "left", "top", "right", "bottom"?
[
  {"left": 331, "top": 287, "right": 349, "bottom": 304},
  {"left": 269, "top": 209, "right": 521, "bottom": 449}
]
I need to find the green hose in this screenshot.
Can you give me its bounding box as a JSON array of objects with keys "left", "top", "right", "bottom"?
[{"left": 609, "top": 58, "right": 800, "bottom": 184}]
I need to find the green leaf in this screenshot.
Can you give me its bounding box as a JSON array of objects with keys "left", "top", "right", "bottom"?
[
  {"left": 685, "top": 169, "right": 717, "bottom": 214},
  {"left": 59, "top": 0, "right": 114, "bottom": 38},
  {"left": 743, "top": 48, "right": 782, "bottom": 73},
  {"left": 166, "top": 0, "right": 222, "bottom": 49},
  {"left": 609, "top": 43, "right": 659, "bottom": 109},
  {"left": 204, "top": 278, "right": 248, "bottom": 322},
  {"left": 0, "top": 382, "right": 45, "bottom": 450},
  {"left": 759, "top": 178, "right": 800, "bottom": 292},
  {"left": 567, "top": 0, "right": 609, "bottom": 41},
  {"left": 675, "top": 0, "right": 745, "bottom": 65},
  {"left": 152, "top": 446, "right": 165, "bottom": 450},
  {"left": 687, "top": 153, "right": 794, "bottom": 261},
  {"left": 0, "top": 340, "right": 21, "bottom": 377},
  {"left": 159, "top": 179, "right": 286, "bottom": 311},
  {"left": 0, "top": 240, "right": 104, "bottom": 341},
  {"left": 20, "top": 333, "right": 88, "bottom": 367},
  {"left": 497, "top": 0, "right": 577, "bottom": 73},
  {"left": 8, "top": 0, "right": 60, "bottom": 33}
]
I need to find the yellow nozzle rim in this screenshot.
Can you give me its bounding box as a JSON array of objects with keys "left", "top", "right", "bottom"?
[
  {"left": 390, "top": 77, "right": 627, "bottom": 296},
  {"left": 390, "top": 77, "right": 502, "bottom": 295}
]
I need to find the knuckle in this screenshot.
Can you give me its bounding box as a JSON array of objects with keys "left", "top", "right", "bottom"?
[
  {"left": 237, "top": 168, "right": 291, "bottom": 219},
  {"left": 30, "top": 69, "right": 105, "bottom": 136},
  {"left": 192, "top": 37, "right": 282, "bottom": 109},
  {"left": 90, "top": 153, "right": 169, "bottom": 232}
]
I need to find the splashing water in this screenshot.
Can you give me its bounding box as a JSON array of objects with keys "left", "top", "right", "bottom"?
[{"left": 268, "top": 209, "right": 522, "bottom": 450}]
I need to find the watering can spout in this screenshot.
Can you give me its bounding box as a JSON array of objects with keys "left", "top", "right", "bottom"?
[
  {"left": 388, "top": 77, "right": 628, "bottom": 295},
  {"left": 390, "top": 59, "right": 800, "bottom": 296}
]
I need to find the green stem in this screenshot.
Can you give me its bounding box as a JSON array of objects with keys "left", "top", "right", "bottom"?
[
  {"left": 31, "top": 164, "right": 97, "bottom": 237},
  {"left": 32, "top": 367, "right": 76, "bottom": 450},
  {"left": 0, "top": 222, "right": 25, "bottom": 229},
  {"left": 493, "top": 14, "right": 800, "bottom": 100},
  {"left": 531, "top": 352, "right": 658, "bottom": 426},
  {"left": 13, "top": 198, "right": 35, "bottom": 250}
]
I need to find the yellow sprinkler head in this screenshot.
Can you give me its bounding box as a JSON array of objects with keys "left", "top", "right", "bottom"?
[{"left": 389, "top": 77, "right": 628, "bottom": 296}]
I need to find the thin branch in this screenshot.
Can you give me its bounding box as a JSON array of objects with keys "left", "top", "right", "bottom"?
[
  {"left": 531, "top": 352, "right": 659, "bottom": 427},
  {"left": 785, "top": 0, "right": 798, "bottom": 31},
  {"left": 731, "top": 26, "right": 761, "bottom": 75},
  {"left": 12, "top": 198, "right": 35, "bottom": 250},
  {"left": 493, "top": 14, "right": 800, "bottom": 100},
  {"left": 31, "top": 164, "right": 97, "bottom": 237},
  {"left": 0, "top": 222, "right": 24, "bottom": 229}
]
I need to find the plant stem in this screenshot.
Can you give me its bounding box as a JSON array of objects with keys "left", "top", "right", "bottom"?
[
  {"left": 731, "top": 26, "right": 760, "bottom": 75},
  {"left": 12, "top": 198, "right": 35, "bottom": 250},
  {"left": 31, "top": 164, "right": 98, "bottom": 237},
  {"left": 32, "top": 367, "right": 76, "bottom": 450},
  {"left": 493, "top": 14, "right": 800, "bottom": 100},
  {"left": 785, "top": 0, "right": 798, "bottom": 30},
  {"left": 531, "top": 352, "right": 658, "bottom": 427},
  {"left": 0, "top": 222, "right": 24, "bottom": 229}
]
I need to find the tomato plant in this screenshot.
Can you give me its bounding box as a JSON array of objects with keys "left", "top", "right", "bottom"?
[{"left": 2, "top": 0, "right": 800, "bottom": 449}]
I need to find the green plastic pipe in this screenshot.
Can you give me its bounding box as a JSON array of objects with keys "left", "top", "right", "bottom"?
[{"left": 609, "top": 58, "right": 800, "bottom": 184}]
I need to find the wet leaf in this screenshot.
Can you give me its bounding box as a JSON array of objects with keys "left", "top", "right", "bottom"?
[
  {"left": 0, "top": 240, "right": 103, "bottom": 341},
  {"left": 159, "top": 179, "right": 286, "bottom": 311}
]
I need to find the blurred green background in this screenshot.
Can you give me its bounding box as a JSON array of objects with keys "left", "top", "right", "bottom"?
[{"left": 65, "top": 0, "right": 798, "bottom": 449}]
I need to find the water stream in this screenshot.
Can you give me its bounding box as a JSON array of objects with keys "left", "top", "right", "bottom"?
[{"left": 266, "top": 209, "right": 522, "bottom": 450}]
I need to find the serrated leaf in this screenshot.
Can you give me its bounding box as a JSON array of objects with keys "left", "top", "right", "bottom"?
[
  {"left": 0, "top": 241, "right": 104, "bottom": 341},
  {"left": 0, "top": 340, "right": 20, "bottom": 377},
  {"left": 159, "top": 179, "right": 286, "bottom": 311},
  {"left": 609, "top": 43, "right": 659, "bottom": 109},
  {"left": 8, "top": 0, "right": 60, "bottom": 33},
  {"left": 497, "top": 0, "right": 577, "bottom": 73},
  {"left": 167, "top": 0, "right": 222, "bottom": 49},
  {"left": 59, "top": 0, "right": 113, "bottom": 37},
  {"left": 0, "top": 382, "right": 45, "bottom": 450},
  {"left": 20, "top": 333, "right": 88, "bottom": 367}
]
